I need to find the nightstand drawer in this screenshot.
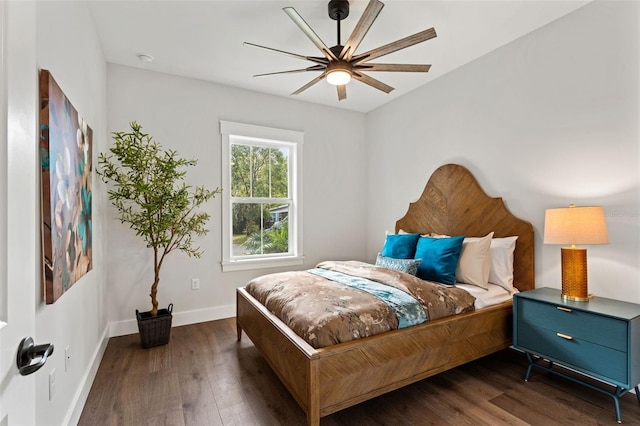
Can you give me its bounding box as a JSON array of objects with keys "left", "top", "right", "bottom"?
[
  {"left": 517, "top": 298, "right": 627, "bottom": 352},
  {"left": 517, "top": 322, "right": 628, "bottom": 384}
]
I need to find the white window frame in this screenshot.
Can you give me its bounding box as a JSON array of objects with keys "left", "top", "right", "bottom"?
[{"left": 220, "top": 121, "right": 303, "bottom": 272}]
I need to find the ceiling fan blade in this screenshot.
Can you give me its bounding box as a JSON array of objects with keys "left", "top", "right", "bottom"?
[
  {"left": 283, "top": 7, "right": 338, "bottom": 61},
  {"left": 243, "top": 42, "right": 328, "bottom": 65},
  {"left": 254, "top": 65, "right": 326, "bottom": 77},
  {"left": 354, "top": 63, "right": 432, "bottom": 72},
  {"left": 352, "top": 72, "right": 394, "bottom": 94},
  {"left": 291, "top": 72, "right": 328, "bottom": 96},
  {"left": 337, "top": 84, "right": 347, "bottom": 101},
  {"left": 352, "top": 27, "right": 437, "bottom": 63},
  {"left": 339, "top": 0, "right": 384, "bottom": 61}
]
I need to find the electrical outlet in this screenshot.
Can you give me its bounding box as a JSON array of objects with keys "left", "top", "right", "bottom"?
[
  {"left": 191, "top": 278, "right": 200, "bottom": 290},
  {"left": 65, "top": 346, "right": 70, "bottom": 372},
  {"left": 49, "top": 368, "right": 56, "bottom": 400}
]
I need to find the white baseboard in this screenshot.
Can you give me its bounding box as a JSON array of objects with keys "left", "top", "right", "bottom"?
[
  {"left": 109, "top": 303, "right": 236, "bottom": 337},
  {"left": 64, "top": 325, "right": 110, "bottom": 426}
]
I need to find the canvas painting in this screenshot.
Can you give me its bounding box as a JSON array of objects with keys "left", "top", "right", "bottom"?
[{"left": 39, "top": 69, "right": 93, "bottom": 304}]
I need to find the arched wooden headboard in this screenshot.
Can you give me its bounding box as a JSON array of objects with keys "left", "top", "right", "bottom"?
[{"left": 395, "top": 164, "right": 534, "bottom": 291}]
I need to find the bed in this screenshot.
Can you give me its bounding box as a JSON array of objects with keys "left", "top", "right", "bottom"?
[{"left": 236, "top": 163, "right": 534, "bottom": 425}]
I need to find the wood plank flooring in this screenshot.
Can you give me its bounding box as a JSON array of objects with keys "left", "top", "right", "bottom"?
[{"left": 79, "top": 318, "right": 640, "bottom": 425}]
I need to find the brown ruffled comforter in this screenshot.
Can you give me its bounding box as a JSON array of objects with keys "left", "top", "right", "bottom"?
[{"left": 245, "top": 260, "right": 476, "bottom": 348}]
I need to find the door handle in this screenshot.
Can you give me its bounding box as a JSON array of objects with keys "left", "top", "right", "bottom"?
[{"left": 16, "top": 337, "right": 54, "bottom": 376}]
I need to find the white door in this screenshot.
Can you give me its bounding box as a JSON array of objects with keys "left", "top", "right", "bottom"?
[{"left": 0, "top": 1, "right": 38, "bottom": 424}]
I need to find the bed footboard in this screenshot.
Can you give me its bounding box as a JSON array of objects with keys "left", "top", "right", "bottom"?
[{"left": 237, "top": 287, "right": 513, "bottom": 426}]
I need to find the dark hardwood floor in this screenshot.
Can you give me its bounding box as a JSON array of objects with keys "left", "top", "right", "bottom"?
[{"left": 79, "top": 318, "right": 640, "bottom": 425}]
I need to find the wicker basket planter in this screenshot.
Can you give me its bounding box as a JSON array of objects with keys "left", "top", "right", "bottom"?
[{"left": 136, "top": 304, "right": 173, "bottom": 348}]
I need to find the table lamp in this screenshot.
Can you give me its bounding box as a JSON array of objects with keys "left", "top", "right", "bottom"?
[{"left": 544, "top": 204, "right": 609, "bottom": 301}]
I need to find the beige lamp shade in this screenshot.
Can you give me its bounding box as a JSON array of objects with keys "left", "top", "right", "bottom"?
[
  {"left": 544, "top": 205, "right": 609, "bottom": 246},
  {"left": 544, "top": 205, "right": 608, "bottom": 302}
]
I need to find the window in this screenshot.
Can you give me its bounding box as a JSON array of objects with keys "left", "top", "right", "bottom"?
[{"left": 220, "top": 121, "right": 303, "bottom": 271}]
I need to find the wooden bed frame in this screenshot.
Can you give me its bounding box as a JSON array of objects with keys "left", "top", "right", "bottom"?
[{"left": 236, "top": 164, "right": 534, "bottom": 425}]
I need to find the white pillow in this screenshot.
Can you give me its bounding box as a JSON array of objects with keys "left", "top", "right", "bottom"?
[
  {"left": 466, "top": 235, "right": 518, "bottom": 291},
  {"left": 455, "top": 232, "right": 493, "bottom": 289}
]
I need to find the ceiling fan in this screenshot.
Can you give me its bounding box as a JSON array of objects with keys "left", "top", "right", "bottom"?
[{"left": 244, "top": 0, "right": 437, "bottom": 101}]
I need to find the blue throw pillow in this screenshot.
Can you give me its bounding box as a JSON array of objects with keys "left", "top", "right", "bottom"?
[
  {"left": 381, "top": 233, "right": 420, "bottom": 259},
  {"left": 375, "top": 253, "right": 422, "bottom": 276},
  {"left": 414, "top": 236, "right": 464, "bottom": 285}
]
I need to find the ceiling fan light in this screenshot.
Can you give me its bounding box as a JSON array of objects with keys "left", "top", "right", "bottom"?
[{"left": 327, "top": 69, "right": 351, "bottom": 85}]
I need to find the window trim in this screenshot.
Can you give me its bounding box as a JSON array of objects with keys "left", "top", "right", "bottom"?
[{"left": 220, "top": 121, "right": 303, "bottom": 272}]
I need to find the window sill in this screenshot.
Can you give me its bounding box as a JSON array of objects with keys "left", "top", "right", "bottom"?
[{"left": 222, "top": 255, "right": 305, "bottom": 272}]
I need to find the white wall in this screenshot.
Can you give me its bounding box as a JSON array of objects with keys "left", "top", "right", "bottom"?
[
  {"left": 34, "top": 2, "right": 109, "bottom": 425},
  {"left": 106, "top": 64, "right": 367, "bottom": 332},
  {"left": 365, "top": 1, "right": 640, "bottom": 302}
]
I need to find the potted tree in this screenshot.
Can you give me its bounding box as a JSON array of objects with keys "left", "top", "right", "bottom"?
[{"left": 98, "top": 121, "right": 221, "bottom": 348}]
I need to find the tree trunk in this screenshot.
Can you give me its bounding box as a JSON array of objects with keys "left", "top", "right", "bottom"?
[
  {"left": 150, "top": 276, "right": 159, "bottom": 317},
  {"left": 150, "top": 248, "right": 160, "bottom": 317}
]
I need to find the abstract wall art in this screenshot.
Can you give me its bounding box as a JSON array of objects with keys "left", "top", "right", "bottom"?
[{"left": 39, "top": 69, "right": 93, "bottom": 304}]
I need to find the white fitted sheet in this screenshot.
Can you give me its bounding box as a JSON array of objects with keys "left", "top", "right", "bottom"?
[{"left": 454, "top": 282, "right": 517, "bottom": 309}]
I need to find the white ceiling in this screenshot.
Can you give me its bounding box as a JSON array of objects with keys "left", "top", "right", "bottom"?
[{"left": 87, "top": 0, "right": 589, "bottom": 113}]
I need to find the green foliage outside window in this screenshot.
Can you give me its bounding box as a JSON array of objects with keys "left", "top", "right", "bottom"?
[
  {"left": 242, "top": 217, "right": 289, "bottom": 255},
  {"left": 231, "top": 144, "right": 288, "bottom": 198},
  {"left": 231, "top": 143, "right": 290, "bottom": 255}
]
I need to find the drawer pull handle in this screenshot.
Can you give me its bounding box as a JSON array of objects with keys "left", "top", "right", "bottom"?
[
  {"left": 557, "top": 332, "right": 573, "bottom": 340},
  {"left": 557, "top": 307, "right": 572, "bottom": 312}
]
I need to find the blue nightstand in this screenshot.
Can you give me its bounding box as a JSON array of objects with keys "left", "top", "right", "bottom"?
[{"left": 513, "top": 287, "right": 640, "bottom": 423}]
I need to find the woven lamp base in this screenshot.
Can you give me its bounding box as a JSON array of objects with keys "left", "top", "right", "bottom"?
[{"left": 561, "top": 247, "right": 591, "bottom": 302}]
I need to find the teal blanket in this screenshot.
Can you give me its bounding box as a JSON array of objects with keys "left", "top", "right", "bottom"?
[{"left": 306, "top": 268, "right": 427, "bottom": 328}]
